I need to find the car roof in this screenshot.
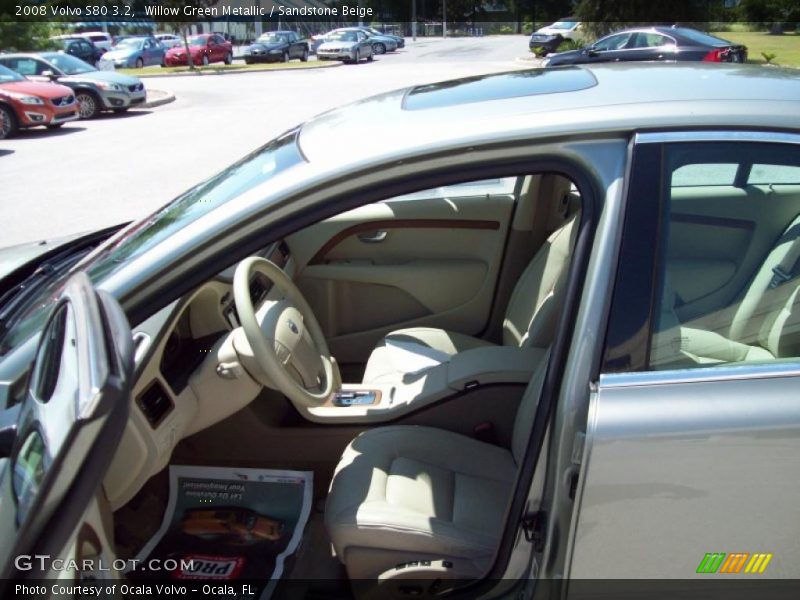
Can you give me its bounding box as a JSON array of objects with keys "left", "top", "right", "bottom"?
[{"left": 298, "top": 63, "right": 800, "bottom": 167}]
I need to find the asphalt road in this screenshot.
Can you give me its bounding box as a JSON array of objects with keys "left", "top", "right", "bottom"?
[{"left": 1, "top": 35, "right": 531, "bottom": 246}]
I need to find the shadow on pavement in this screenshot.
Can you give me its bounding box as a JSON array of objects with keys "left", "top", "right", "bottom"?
[
  {"left": 94, "top": 109, "right": 153, "bottom": 120},
  {"left": 14, "top": 126, "right": 86, "bottom": 139},
  {"left": 0, "top": 149, "right": 15, "bottom": 157}
]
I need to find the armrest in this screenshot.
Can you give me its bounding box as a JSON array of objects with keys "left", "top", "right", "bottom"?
[{"left": 447, "top": 345, "right": 547, "bottom": 390}]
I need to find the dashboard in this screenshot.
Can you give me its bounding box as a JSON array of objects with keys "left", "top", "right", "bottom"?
[{"left": 103, "top": 240, "right": 293, "bottom": 510}]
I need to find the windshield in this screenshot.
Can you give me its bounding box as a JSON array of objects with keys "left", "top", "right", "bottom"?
[
  {"left": 114, "top": 38, "right": 144, "bottom": 50},
  {"left": 329, "top": 31, "right": 358, "bottom": 42},
  {"left": 189, "top": 37, "right": 208, "bottom": 47},
  {"left": 257, "top": 34, "right": 287, "bottom": 44},
  {"left": 84, "top": 128, "right": 304, "bottom": 281},
  {"left": 43, "top": 53, "right": 95, "bottom": 75},
  {"left": 549, "top": 21, "right": 578, "bottom": 30},
  {"left": 0, "top": 129, "right": 306, "bottom": 356},
  {"left": 0, "top": 64, "right": 25, "bottom": 83},
  {"left": 673, "top": 28, "right": 731, "bottom": 48}
]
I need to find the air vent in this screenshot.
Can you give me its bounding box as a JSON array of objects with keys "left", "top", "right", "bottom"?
[
  {"left": 136, "top": 381, "right": 174, "bottom": 428},
  {"left": 278, "top": 240, "right": 290, "bottom": 260},
  {"left": 132, "top": 332, "right": 150, "bottom": 365}
]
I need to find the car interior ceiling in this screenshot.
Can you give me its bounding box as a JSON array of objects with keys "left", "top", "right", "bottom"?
[{"left": 108, "top": 170, "right": 584, "bottom": 588}]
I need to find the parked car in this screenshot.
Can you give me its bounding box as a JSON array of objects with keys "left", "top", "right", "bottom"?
[
  {"left": 155, "top": 33, "right": 183, "bottom": 49},
  {"left": 362, "top": 26, "right": 405, "bottom": 48},
  {"left": 49, "top": 35, "right": 105, "bottom": 66},
  {"left": 181, "top": 508, "right": 283, "bottom": 544},
  {"left": 316, "top": 29, "right": 374, "bottom": 64},
  {"left": 0, "top": 53, "right": 146, "bottom": 119},
  {"left": 103, "top": 36, "right": 166, "bottom": 69},
  {"left": 164, "top": 33, "right": 233, "bottom": 67},
  {"left": 347, "top": 26, "right": 399, "bottom": 54},
  {"left": 529, "top": 18, "right": 582, "bottom": 54},
  {"left": 0, "top": 64, "right": 77, "bottom": 139},
  {"left": 244, "top": 31, "right": 309, "bottom": 64},
  {"left": 309, "top": 32, "right": 332, "bottom": 54},
  {"left": 3, "top": 64, "right": 800, "bottom": 596},
  {"left": 79, "top": 31, "right": 114, "bottom": 52},
  {"left": 543, "top": 26, "right": 747, "bottom": 66}
]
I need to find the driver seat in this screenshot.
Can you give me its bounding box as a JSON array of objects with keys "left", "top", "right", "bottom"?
[
  {"left": 362, "top": 212, "right": 579, "bottom": 384},
  {"left": 325, "top": 348, "right": 549, "bottom": 582}
]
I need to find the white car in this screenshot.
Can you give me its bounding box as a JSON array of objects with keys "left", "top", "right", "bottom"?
[
  {"left": 81, "top": 31, "right": 113, "bottom": 52},
  {"left": 155, "top": 34, "right": 183, "bottom": 49},
  {"left": 529, "top": 18, "right": 583, "bottom": 54}
]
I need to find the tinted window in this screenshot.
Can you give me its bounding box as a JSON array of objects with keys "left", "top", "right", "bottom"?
[
  {"left": 403, "top": 67, "right": 597, "bottom": 111},
  {"left": 673, "top": 28, "right": 732, "bottom": 48},
  {"left": 672, "top": 163, "right": 738, "bottom": 186},
  {"left": 649, "top": 142, "right": 800, "bottom": 370},
  {"left": 593, "top": 33, "right": 632, "bottom": 51}
]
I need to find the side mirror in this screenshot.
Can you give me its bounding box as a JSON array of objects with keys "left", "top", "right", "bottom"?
[
  {"left": 42, "top": 70, "right": 57, "bottom": 79},
  {"left": 586, "top": 48, "right": 598, "bottom": 57}
]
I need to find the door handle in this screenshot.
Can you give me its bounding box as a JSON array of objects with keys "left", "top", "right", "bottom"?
[{"left": 357, "top": 230, "right": 388, "bottom": 243}]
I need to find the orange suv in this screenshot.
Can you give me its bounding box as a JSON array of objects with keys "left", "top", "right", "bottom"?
[{"left": 0, "top": 64, "right": 78, "bottom": 139}]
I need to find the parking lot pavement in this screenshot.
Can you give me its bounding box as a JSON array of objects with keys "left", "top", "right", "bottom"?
[{"left": 0, "top": 36, "right": 529, "bottom": 247}]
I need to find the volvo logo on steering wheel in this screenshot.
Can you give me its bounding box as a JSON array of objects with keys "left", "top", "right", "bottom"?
[{"left": 287, "top": 319, "right": 299, "bottom": 334}]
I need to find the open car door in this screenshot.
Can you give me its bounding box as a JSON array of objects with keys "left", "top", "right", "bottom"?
[{"left": 0, "top": 272, "right": 132, "bottom": 586}]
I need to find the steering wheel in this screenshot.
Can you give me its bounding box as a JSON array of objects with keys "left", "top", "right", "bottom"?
[{"left": 233, "top": 257, "right": 336, "bottom": 407}]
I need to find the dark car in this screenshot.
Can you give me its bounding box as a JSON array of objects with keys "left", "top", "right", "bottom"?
[
  {"left": 49, "top": 35, "right": 105, "bottom": 66},
  {"left": 543, "top": 26, "right": 747, "bottom": 66},
  {"left": 244, "top": 31, "right": 309, "bottom": 64}
]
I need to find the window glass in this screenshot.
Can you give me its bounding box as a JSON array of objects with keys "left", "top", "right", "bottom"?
[
  {"left": 593, "top": 33, "right": 632, "bottom": 51},
  {"left": 8, "top": 58, "right": 39, "bottom": 76},
  {"left": 748, "top": 164, "right": 800, "bottom": 185},
  {"left": 649, "top": 142, "right": 800, "bottom": 371},
  {"left": 671, "top": 163, "right": 738, "bottom": 186}
]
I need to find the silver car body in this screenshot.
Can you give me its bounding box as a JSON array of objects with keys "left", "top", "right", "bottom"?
[
  {"left": 316, "top": 29, "right": 374, "bottom": 62},
  {"left": 1, "top": 64, "right": 799, "bottom": 588}
]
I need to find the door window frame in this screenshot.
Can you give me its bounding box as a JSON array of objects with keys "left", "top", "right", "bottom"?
[{"left": 600, "top": 130, "right": 800, "bottom": 375}]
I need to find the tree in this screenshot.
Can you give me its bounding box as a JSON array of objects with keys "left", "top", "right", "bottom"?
[
  {"left": 575, "top": 0, "right": 710, "bottom": 38},
  {"left": 737, "top": 0, "right": 800, "bottom": 32}
]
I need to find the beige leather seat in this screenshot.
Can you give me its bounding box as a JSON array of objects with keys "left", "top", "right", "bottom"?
[
  {"left": 652, "top": 214, "right": 800, "bottom": 367},
  {"left": 325, "top": 349, "right": 549, "bottom": 581},
  {"left": 362, "top": 215, "right": 578, "bottom": 384}
]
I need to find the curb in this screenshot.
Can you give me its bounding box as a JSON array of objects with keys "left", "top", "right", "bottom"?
[
  {"left": 132, "top": 61, "right": 342, "bottom": 79},
  {"left": 143, "top": 90, "right": 176, "bottom": 108}
]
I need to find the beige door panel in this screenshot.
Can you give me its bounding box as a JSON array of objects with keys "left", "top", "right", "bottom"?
[
  {"left": 287, "top": 194, "right": 513, "bottom": 363},
  {"left": 668, "top": 186, "right": 800, "bottom": 321}
]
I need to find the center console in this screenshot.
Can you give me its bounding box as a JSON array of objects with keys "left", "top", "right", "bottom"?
[{"left": 305, "top": 345, "right": 547, "bottom": 424}]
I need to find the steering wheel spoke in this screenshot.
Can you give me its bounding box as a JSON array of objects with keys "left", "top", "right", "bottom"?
[{"left": 234, "top": 257, "right": 336, "bottom": 407}]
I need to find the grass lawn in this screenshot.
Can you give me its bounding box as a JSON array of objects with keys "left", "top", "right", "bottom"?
[
  {"left": 712, "top": 31, "right": 800, "bottom": 67},
  {"left": 116, "top": 61, "right": 337, "bottom": 77}
]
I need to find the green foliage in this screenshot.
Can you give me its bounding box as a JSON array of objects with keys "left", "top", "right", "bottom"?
[
  {"left": 761, "top": 51, "right": 777, "bottom": 63},
  {"left": 0, "top": 20, "right": 58, "bottom": 52},
  {"left": 574, "top": 0, "right": 710, "bottom": 38},
  {"left": 737, "top": 0, "right": 800, "bottom": 27}
]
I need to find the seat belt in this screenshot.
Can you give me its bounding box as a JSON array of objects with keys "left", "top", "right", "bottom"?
[{"left": 769, "top": 234, "right": 800, "bottom": 289}]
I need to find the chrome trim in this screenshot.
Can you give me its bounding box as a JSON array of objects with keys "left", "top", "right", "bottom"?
[
  {"left": 132, "top": 331, "right": 151, "bottom": 365},
  {"left": 600, "top": 359, "right": 800, "bottom": 388},
  {"left": 635, "top": 130, "right": 800, "bottom": 145}
]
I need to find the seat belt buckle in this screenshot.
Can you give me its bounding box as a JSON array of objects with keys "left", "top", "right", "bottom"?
[{"left": 770, "top": 266, "right": 792, "bottom": 289}]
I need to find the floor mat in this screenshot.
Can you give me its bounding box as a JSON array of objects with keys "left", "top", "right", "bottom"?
[{"left": 131, "top": 465, "right": 312, "bottom": 599}]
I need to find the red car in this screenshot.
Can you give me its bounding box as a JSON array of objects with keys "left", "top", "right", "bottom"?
[
  {"left": 164, "top": 34, "right": 233, "bottom": 67},
  {"left": 0, "top": 64, "right": 78, "bottom": 139}
]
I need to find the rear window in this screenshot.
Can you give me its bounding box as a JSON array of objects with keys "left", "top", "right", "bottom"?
[
  {"left": 673, "top": 28, "right": 731, "bottom": 48},
  {"left": 671, "top": 163, "right": 738, "bottom": 186},
  {"left": 748, "top": 164, "right": 800, "bottom": 185}
]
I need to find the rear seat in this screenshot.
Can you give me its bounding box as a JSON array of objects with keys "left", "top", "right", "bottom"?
[{"left": 652, "top": 213, "right": 800, "bottom": 367}]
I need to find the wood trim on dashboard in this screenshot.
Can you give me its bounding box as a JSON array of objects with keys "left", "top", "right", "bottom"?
[{"left": 309, "top": 219, "right": 500, "bottom": 264}]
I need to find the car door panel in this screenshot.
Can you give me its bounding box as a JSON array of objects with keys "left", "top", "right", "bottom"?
[
  {"left": 0, "top": 273, "right": 132, "bottom": 582},
  {"left": 288, "top": 193, "right": 514, "bottom": 363},
  {"left": 570, "top": 370, "right": 800, "bottom": 580}
]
